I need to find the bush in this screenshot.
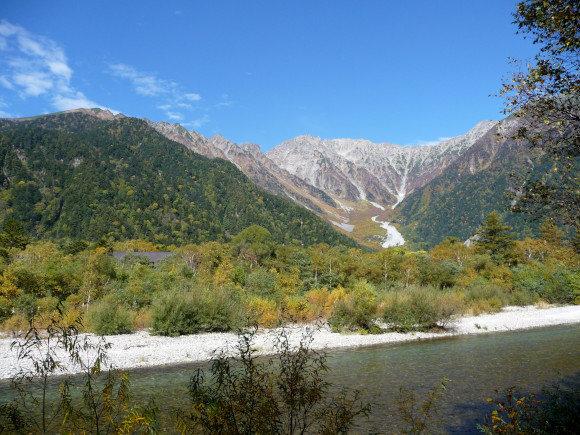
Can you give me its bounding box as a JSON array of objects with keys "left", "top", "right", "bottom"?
[
  {"left": 244, "top": 268, "right": 279, "bottom": 300},
  {"left": 87, "top": 298, "right": 134, "bottom": 335},
  {"left": 380, "top": 292, "right": 416, "bottom": 332},
  {"left": 13, "top": 293, "right": 37, "bottom": 320},
  {"left": 464, "top": 281, "right": 508, "bottom": 314},
  {"left": 481, "top": 374, "right": 580, "bottom": 434},
  {"left": 510, "top": 263, "right": 578, "bottom": 304},
  {"left": 329, "top": 280, "right": 380, "bottom": 332},
  {"left": 512, "top": 263, "right": 546, "bottom": 295},
  {"left": 244, "top": 294, "right": 278, "bottom": 328},
  {"left": 381, "top": 286, "right": 464, "bottom": 332},
  {"left": 305, "top": 287, "right": 333, "bottom": 320},
  {"left": 175, "top": 326, "right": 370, "bottom": 434},
  {"left": 418, "top": 258, "right": 461, "bottom": 288},
  {"left": 0, "top": 311, "right": 157, "bottom": 433},
  {"left": 151, "top": 286, "right": 243, "bottom": 336},
  {"left": 120, "top": 253, "right": 152, "bottom": 267}
]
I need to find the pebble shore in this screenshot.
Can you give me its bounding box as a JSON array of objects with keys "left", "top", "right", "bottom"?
[{"left": 1, "top": 305, "right": 579, "bottom": 379}]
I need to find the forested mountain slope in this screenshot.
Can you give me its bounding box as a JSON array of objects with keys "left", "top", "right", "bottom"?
[
  {"left": 392, "top": 117, "right": 547, "bottom": 249},
  {"left": 146, "top": 112, "right": 499, "bottom": 248},
  {"left": 0, "top": 110, "right": 357, "bottom": 247}
]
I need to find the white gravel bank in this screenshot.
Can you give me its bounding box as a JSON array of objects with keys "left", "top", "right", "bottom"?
[{"left": 1, "top": 305, "right": 579, "bottom": 380}]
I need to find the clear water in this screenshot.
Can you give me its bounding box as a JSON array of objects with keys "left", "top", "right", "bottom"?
[{"left": 2, "top": 324, "right": 579, "bottom": 433}]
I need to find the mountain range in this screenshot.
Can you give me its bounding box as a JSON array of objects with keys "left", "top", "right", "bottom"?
[
  {"left": 1, "top": 108, "right": 543, "bottom": 249},
  {"left": 0, "top": 110, "right": 357, "bottom": 248},
  {"left": 141, "top": 112, "right": 537, "bottom": 249}
]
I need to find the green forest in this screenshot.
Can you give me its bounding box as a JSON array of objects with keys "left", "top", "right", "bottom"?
[
  {"left": 0, "top": 111, "right": 356, "bottom": 248},
  {"left": 1, "top": 214, "right": 577, "bottom": 336}
]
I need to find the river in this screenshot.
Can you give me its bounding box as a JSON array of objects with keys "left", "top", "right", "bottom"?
[
  {"left": 2, "top": 324, "right": 578, "bottom": 433},
  {"left": 125, "top": 324, "right": 579, "bottom": 433}
]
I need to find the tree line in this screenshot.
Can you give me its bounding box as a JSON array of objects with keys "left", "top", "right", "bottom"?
[{"left": 1, "top": 212, "right": 577, "bottom": 337}]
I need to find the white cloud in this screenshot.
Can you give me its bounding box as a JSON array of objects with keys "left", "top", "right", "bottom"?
[
  {"left": 184, "top": 93, "right": 201, "bottom": 101},
  {"left": 166, "top": 111, "right": 183, "bottom": 120},
  {"left": 0, "top": 98, "right": 11, "bottom": 118},
  {"left": 408, "top": 137, "right": 452, "bottom": 146},
  {"left": 0, "top": 75, "right": 14, "bottom": 89},
  {"left": 0, "top": 20, "right": 19, "bottom": 37},
  {"left": 216, "top": 93, "right": 233, "bottom": 108},
  {"left": 13, "top": 72, "right": 52, "bottom": 96},
  {"left": 52, "top": 92, "right": 103, "bottom": 112},
  {"left": 109, "top": 63, "right": 173, "bottom": 96},
  {"left": 47, "top": 60, "right": 72, "bottom": 82},
  {"left": 108, "top": 62, "right": 204, "bottom": 121},
  {"left": 0, "top": 19, "right": 107, "bottom": 112},
  {"left": 191, "top": 114, "right": 210, "bottom": 128}
]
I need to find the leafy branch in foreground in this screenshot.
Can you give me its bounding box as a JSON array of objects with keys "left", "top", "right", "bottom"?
[
  {"left": 0, "top": 308, "right": 157, "bottom": 434},
  {"left": 397, "top": 378, "right": 448, "bottom": 435},
  {"left": 174, "top": 325, "right": 371, "bottom": 434},
  {"left": 501, "top": 0, "right": 579, "bottom": 231},
  {"left": 480, "top": 372, "right": 580, "bottom": 434}
]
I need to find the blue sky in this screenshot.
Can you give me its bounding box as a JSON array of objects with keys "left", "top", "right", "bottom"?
[{"left": 1, "top": 1, "right": 537, "bottom": 151}]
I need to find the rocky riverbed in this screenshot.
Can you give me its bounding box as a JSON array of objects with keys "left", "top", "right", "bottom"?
[{"left": 1, "top": 305, "right": 579, "bottom": 379}]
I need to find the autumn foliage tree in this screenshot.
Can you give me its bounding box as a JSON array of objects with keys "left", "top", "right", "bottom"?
[{"left": 502, "top": 0, "right": 579, "bottom": 233}]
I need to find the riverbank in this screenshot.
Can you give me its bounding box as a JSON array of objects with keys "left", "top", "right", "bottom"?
[{"left": 1, "top": 305, "right": 579, "bottom": 379}]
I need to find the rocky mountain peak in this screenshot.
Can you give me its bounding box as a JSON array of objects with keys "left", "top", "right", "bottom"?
[
  {"left": 265, "top": 121, "right": 498, "bottom": 210},
  {"left": 66, "top": 108, "right": 125, "bottom": 121},
  {"left": 241, "top": 142, "right": 262, "bottom": 156}
]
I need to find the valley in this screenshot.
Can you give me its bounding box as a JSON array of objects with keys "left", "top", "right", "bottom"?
[{"left": 138, "top": 111, "right": 507, "bottom": 249}]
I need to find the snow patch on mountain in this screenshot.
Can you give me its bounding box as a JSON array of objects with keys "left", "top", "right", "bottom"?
[{"left": 334, "top": 199, "right": 353, "bottom": 214}]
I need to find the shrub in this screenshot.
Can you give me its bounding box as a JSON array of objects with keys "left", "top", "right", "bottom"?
[
  {"left": 380, "top": 292, "right": 416, "bottom": 332},
  {"left": 279, "top": 295, "right": 309, "bottom": 322},
  {"left": 87, "top": 298, "right": 134, "bottom": 335},
  {"left": 0, "top": 313, "right": 29, "bottom": 335},
  {"left": 0, "top": 311, "right": 157, "bottom": 433},
  {"left": 133, "top": 307, "right": 152, "bottom": 329},
  {"left": 507, "top": 290, "right": 535, "bottom": 307},
  {"left": 151, "top": 286, "right": 243, "bottom": 336},
  {"left": 13, "top": 293, "right": 37, "bottom": 320},
  {"left": 481, "top": 374, "right": 580, "bottom": 434},
  {"left": 418, "top": 258, "right": 461, "bottom": 288},
  {"left": 120, "top": 253, "right": 152, "bottom": 267},
  {"left": 512, "top": 263, "right": 546, "bottom": 295},
  {"left": 244, "top": 295, "right": 278, "bottom": 328},
  {"left": 329, "top": 280, "right": 380, "bottom": 332},
  {"left": 305, "top": 287, "right": 333, "bottom": 320},
  {"left": 464, "top": 281, "right": 508, "bottom": 313},
  {"left": 543, "top": 269, "right": 578, "bottom": 304},
  {"left": 244, "top": 268, "right": 280, "bottom": 300},
  {"left": 398, "top": 378, "right": 448, "bottom": 434},
  {"left": 381, "top": 286, "right": 464, "bottom": 332},
  {"left": 175, "top": 326, "right": 370, "bottom": 434}
]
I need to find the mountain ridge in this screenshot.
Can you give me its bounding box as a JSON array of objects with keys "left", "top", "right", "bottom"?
[
  {"left": 0, "top": 110, "right": 357, "bottom": 248},
  {"left": 5, "top": 108, "right": 531, "bottom": 249}
]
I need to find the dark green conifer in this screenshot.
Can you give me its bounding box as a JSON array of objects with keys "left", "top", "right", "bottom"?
[
  {"left": 475, "top": 211, "right": 516, "bottom": 263},
  {"left": 0, "top": 219, "right": 29, "bottom": 250}
]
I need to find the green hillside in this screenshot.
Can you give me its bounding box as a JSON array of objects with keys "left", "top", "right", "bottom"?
[
  {"left": 0, "top": 111, "right": 357, "bottom": 248},
  {"left": 393, "top": 126, "right": 545, "bottom": 250}
]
